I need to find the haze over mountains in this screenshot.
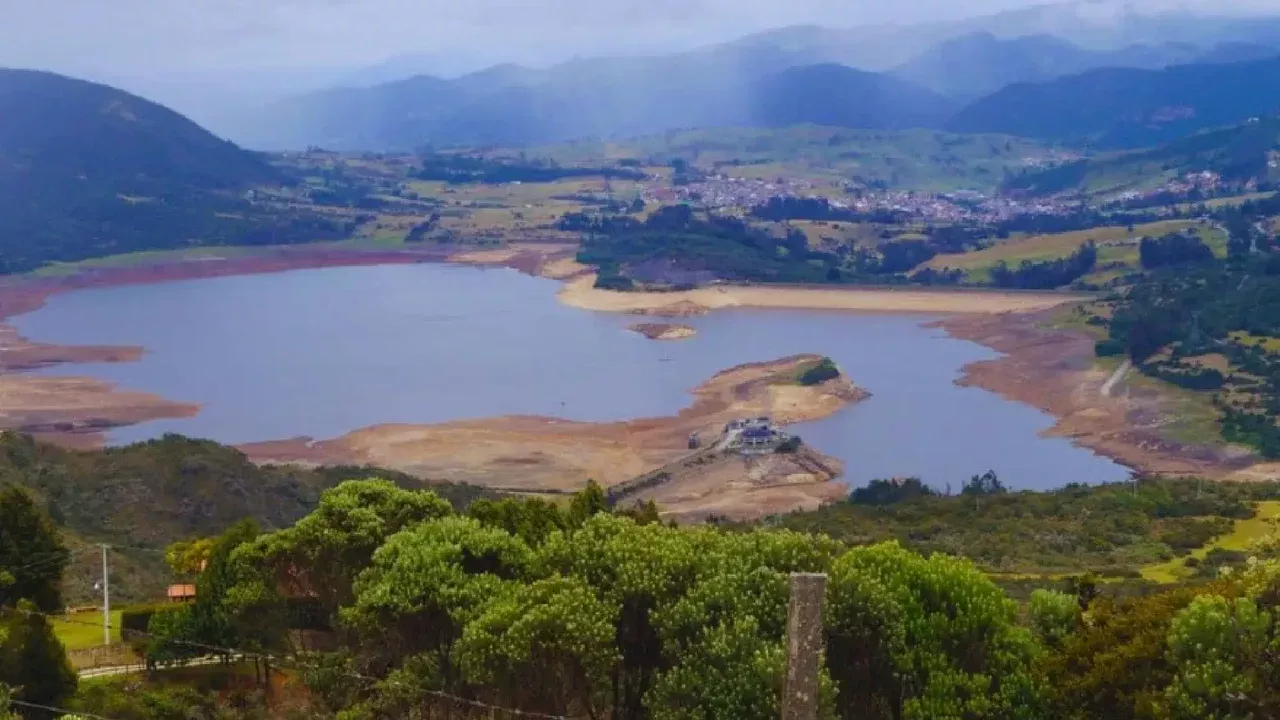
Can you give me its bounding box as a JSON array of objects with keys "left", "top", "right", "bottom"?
[{"left": 195, "top": 1, "right": 1280, "bottom": 152}]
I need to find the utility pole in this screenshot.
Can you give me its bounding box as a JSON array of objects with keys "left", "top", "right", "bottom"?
[
  {"left": 783, "top": 573, "right": 827, "bottom": 720},
  {"left": 100, "top": 544, "right": 111, "bottom": 647}
]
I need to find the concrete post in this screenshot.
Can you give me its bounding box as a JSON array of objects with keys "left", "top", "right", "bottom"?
[{"left": 783, "top": 572, "right": 827, "bottom": 720}]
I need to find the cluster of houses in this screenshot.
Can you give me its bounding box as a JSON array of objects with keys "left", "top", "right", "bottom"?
[{"left": 724, "top": 416, "right": 788, "bottom": 453}]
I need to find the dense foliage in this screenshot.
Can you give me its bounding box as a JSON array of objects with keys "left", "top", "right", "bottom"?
[
  {"left": 1139, "top": 232, "right": 1216, "bottom": 270},
  {"left": 0, "top": 70, "right": 350, "bottom": 273},
  {"left": 0, "top": 487, "right": 77, "bottom": 715},
  {"left": 1100, "top": 239, "right": 1280, "bottom": 455},
  {"left": 171, "top": 480, "right": 1044, "bottom": 720},
  {"left": 798, "top": 357, "right": 841, "bottom": 386},
  {"left": 98, "top": 476, "right": 1280, "bottom": 720},
  {"left": 989, "top": 241, "right": 1097, "bottom": 289},
  {"left": 779, "top": 476, "right": 1280, "bottom": 577},
  {"left": 0, "top": 432, "right": 496, "bottom": 604}
]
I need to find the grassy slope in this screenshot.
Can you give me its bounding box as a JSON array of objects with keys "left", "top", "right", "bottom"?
[
  {"left": 924, "top": 219, "right": 1223, "bottom": 283},
  {"left": 51, "top": 610, "right": 124, "bottom": 651},
  {"left": 1141, "top": 500, "right": 1280, "bottom": 582},
  {"left": 527, "top": 126, "right": 1055, "bottom": 192}
]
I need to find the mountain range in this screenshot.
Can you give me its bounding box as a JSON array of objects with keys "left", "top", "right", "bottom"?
[
  {"left": 227, "top": 39, "right": 1280, "bottom": 153},
  {"left": 947, "top": 55, "right": 1280, "bottom": 149},
  {"left": 890, "top": 32, "right": 1278, "bottom": 100}
]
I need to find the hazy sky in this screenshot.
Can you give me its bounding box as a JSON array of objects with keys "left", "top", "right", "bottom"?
[{"left": 2, "top": 0, "right": 1275, "bottom": 79}]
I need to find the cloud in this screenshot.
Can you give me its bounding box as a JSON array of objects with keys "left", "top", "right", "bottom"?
[{"left": 0, "top": 0, "right": 1274, "bottom": 79}]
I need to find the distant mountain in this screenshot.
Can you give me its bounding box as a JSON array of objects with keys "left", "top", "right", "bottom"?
[
  {"left": 0, "top": 69, "right": 343, "bottom": 273},
  {"left": 1004, "top": 116, "right": 1280, "bottom": 197},
  {"left": 233, "top": 52, "right": 954, "bottom": 151},
  {"left": 749, "top": 64, "right": 956, "bottom": 131},
  {"left": 732, "top": 3, "right": 1280, "bottom": 74},
  {"left": 894, "top": 31, "right": 1280, "bottom": 100},
  {"left": 891, "top": 33, "right": 1095, "bottom": 99},
  {"left": 945, "top": 56, "right": 1280, "bottom": 149}
]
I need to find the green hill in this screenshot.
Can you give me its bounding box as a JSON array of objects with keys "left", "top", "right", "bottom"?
[
  {"left": 946, "top": 56, "right": 1280, "bottom": 149},
  {"left": 1004, "top": 117, "right": 1280, "bottom": 196},
  {"left": 748, "top": 64, "right": 956, "bottom": 131},
  {"left": 0, "top": 432, "right": 493, "bottom": 603},
  {"left": 0, "top": 69, "right": 346, "bottom": 273}
]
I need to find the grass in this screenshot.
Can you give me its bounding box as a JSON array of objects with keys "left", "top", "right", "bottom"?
[
  {"left": 926, "top": 219, "right": 1202, "bottom": 281},
  {"left": 51, "top": 609, "right": 124, "bottom": 650},
  {"left": 526, "top": 126, "right": 1055, "bottom": 193},
  {"left": 30, "top": 246, "right": 260, "bottom": 277},
  {"left": 1140, "top": 500, "right": 1280, "bottom": 582},
  {"left": 1229, "top": 331, "right": 1280, "bottom": 353}
]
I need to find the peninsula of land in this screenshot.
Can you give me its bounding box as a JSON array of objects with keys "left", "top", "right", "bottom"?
[{"left": 242, "top": 354, "right": 869, "bottom": 520}]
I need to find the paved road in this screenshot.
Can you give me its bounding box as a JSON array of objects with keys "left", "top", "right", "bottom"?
[{"left": 1101, "top": 359, "right": 1132, "bottom": 398}]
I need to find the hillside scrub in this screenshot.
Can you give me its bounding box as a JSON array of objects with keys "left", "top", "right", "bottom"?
[{"left": 104, "top": 477, "right": 1280, "bottom": 720}]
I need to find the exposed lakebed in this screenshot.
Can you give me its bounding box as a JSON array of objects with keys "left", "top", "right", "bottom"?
[{"left": 10, "top": 263, "right": 1129, "bottom": 490}]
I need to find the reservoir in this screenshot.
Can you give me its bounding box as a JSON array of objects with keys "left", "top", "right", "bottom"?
[{"left": 10, "top": 263, "right": 1130, "bottom": 490}]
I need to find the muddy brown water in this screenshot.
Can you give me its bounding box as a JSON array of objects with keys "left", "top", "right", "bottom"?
[{"left": 11, "top": 263, "right": 1130, "bottom": 490}]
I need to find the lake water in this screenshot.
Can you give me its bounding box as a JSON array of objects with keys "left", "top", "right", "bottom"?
[{"left": 11, "top": 263, "right": 1130, "bottom": 490}]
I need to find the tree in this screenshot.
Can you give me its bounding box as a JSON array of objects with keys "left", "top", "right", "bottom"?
[
  {"left": 569, "top": 480, "right": 608, "bottom": 525},
  {"left": 0, "top": 485, "right": 69, "bottom": 612},
  {"left": 456, "top": 577, "right": 618, "bottom": 717},
  {"left": 164, "top": 538, "right": 214, "bottom": 577},
  {"left": 824, "top": 542, "right": 1043, "bottom": 720},
  {"left": 147, "top": 520, "right": 261, "bottom": 665},
  {"left": 0, "top": 601, "right": 76, "bottom": 710},
  {"left": 225, "top": 479, "right": 455, "bottom": 634},
  {"left": 1028, "top": 589, "right": 1079, "bottom": 649},
  {"left": 1165, "top": 594, "right": 1279, "bottom": 719}
]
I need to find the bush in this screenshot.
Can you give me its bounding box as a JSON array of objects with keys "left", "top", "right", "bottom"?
[
  {"left": 798, "top": 357, "right": 841, "bottom": 386},
  {"left": 1095, "top": 339, "right": 1126, "bottom": 357},
  {"left": 120, "top": 604, "right": 170, "bottom": 647}
]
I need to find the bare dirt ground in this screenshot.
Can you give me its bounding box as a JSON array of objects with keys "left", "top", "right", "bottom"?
[
  {"left": 557, "top": 274, "right": 1087, "bottom": 315},
  {"left": 936, "top": 312, "right": 1252, "bottom": 478},
  {"left": 633, "top": 446, "right": 849, "bottom": 522},
  {"left": 629, "top": 323, "right": 698, "bottom": 341},
  {"left": 242, "top": 355, "right": 869, "bottom": 518}
]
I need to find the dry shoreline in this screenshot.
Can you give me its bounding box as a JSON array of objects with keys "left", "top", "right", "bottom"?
[
  {"left": 935, "top": 312, "right": 1254, "bottom": 479},
  {"left": 0, "top": 241, "right": 1261, "bottom": 497},
  {"left": 241, "top": 354, "right": 869, "bottom": 519},
  {"left": 557, "top": 274, "right": 1088, "bottom": 315}
]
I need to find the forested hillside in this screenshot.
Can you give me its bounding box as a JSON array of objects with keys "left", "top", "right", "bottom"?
[
  {"left": 0, "top": 69, "right": 349, "bottom": 273},
  {"left": 0, "top": 432, "right": 493, "bottom": 603},
  {"left": 1004, "top": 116, "right": 1280, "bottom": 196},
  {"left": 5, "top": 476, "right": 1278, "bottom": 720},
  {"left": 946, "top": 56, "right": 1280, "bottom": 149}
]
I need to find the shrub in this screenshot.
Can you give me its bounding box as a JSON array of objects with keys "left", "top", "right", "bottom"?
[{"left": 798, "top": 357, "right": 840, "bottom": 386}]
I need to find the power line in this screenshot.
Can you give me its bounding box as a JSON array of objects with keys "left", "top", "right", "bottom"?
[
  {"left": 11, "top": 606, "right": 579, "bottom": 720},
  {"left": 2, "top": 549, "right": 83, "bottom": 577},
  {"left": 10, "top": 698, "right": 122, "bottom": 720}
]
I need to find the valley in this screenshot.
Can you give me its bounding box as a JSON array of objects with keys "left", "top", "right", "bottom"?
[{"left": 9, "top": 5, "right": 1280, "bottom": 719}]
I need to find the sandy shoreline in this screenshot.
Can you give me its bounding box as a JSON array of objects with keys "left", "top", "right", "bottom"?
[{"left": 557, "top": 274, "right": 1089, "bottom": 315}]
